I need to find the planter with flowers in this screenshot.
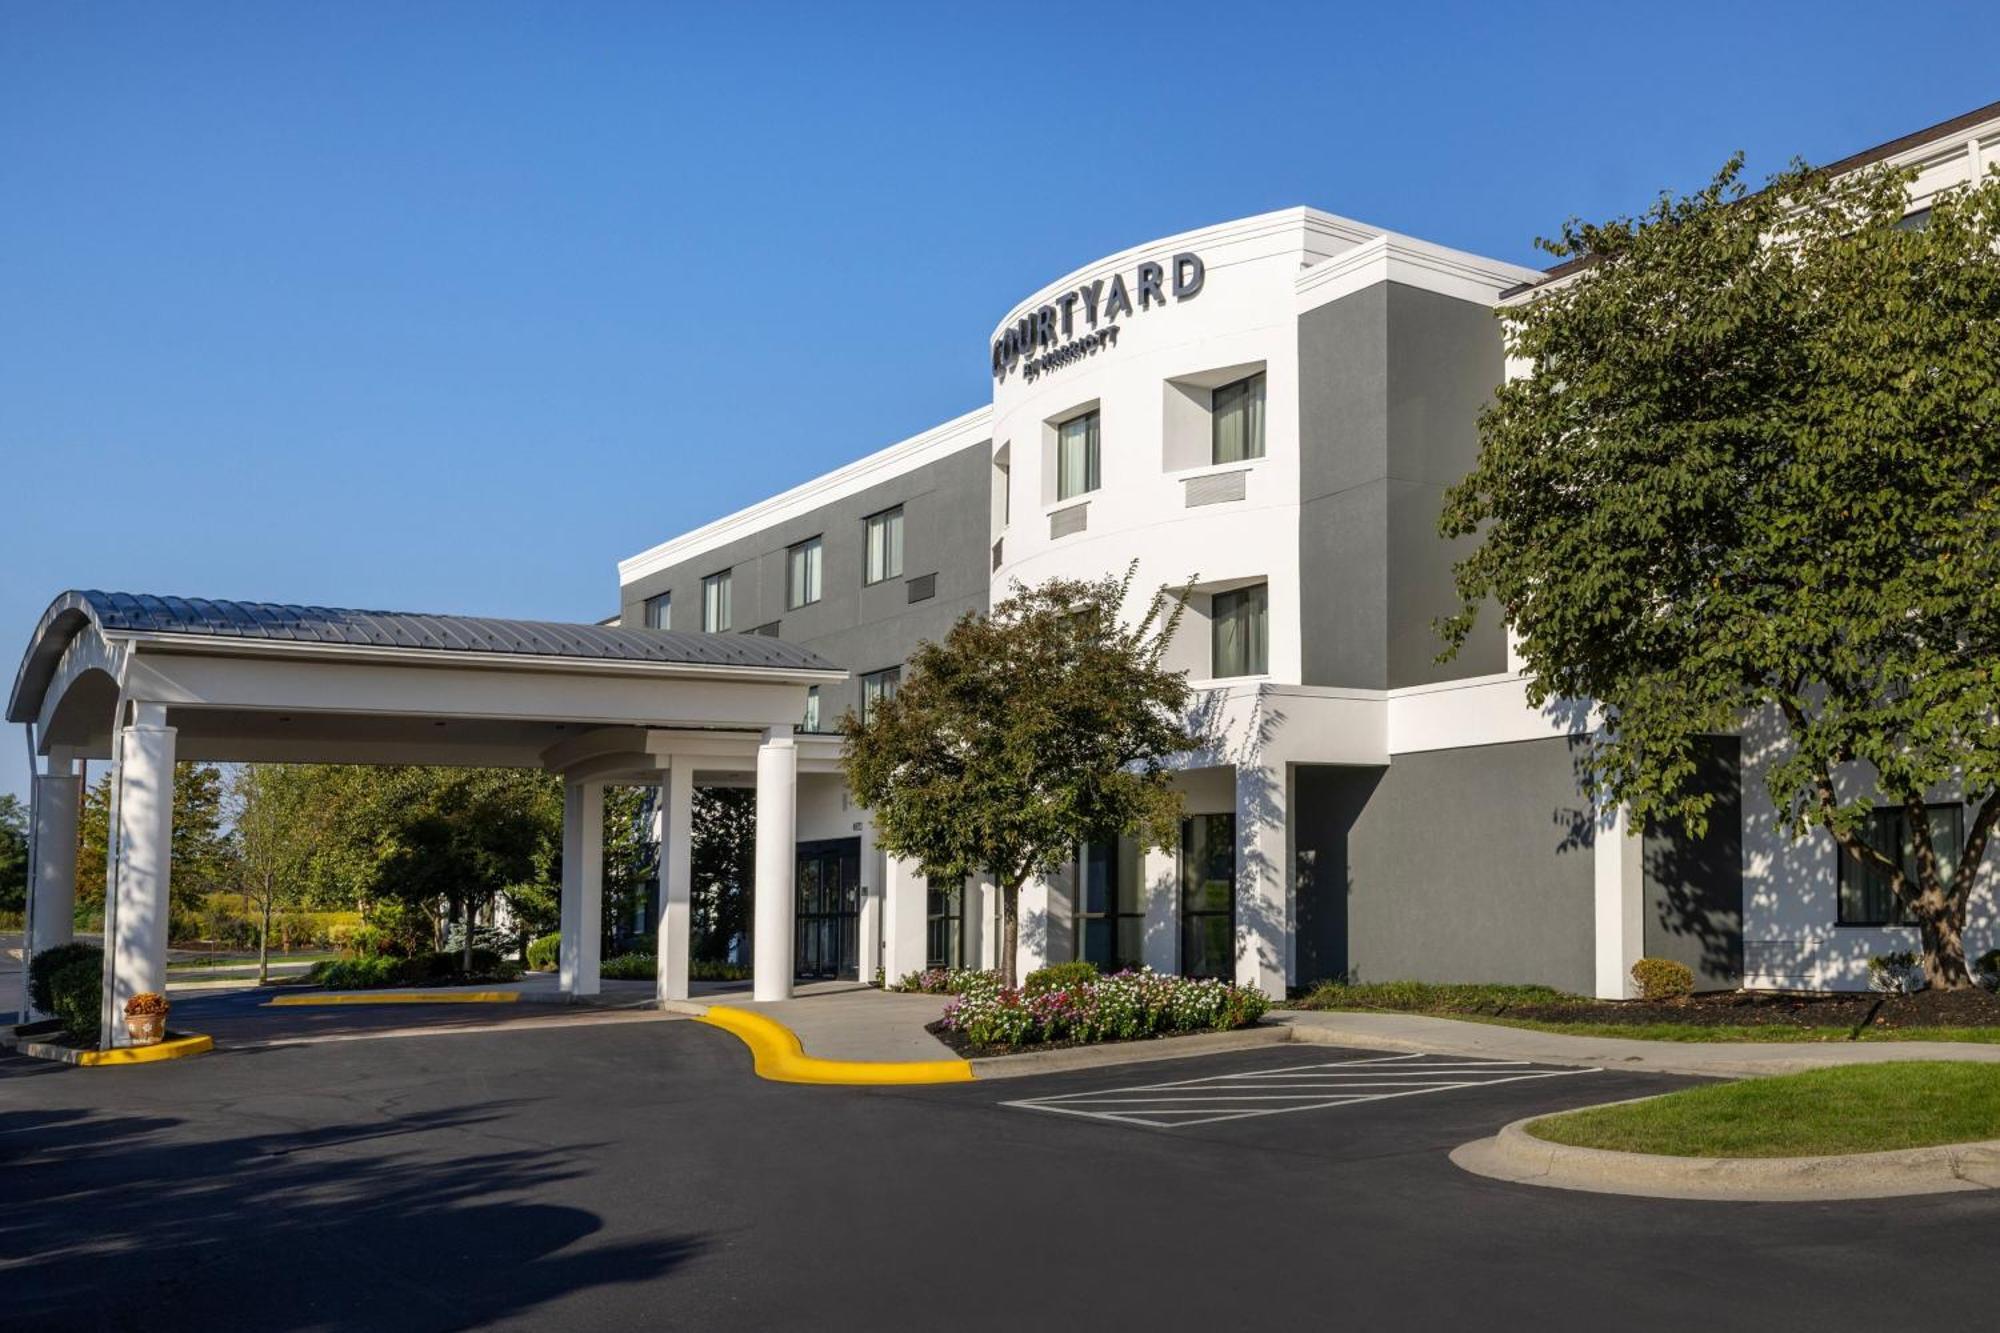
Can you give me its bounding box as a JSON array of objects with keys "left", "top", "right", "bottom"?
[{"left": 124, "top": 992, "right": 170, "bottom": 1046}]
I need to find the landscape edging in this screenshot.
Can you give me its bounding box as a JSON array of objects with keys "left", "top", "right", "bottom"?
[{"left": 1451, "top": 1102, "right": 2000, "bottom": 1201}]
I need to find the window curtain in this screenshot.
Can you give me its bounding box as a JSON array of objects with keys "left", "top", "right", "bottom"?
[
  {"left": 1058, "top": 412, "right": 1099, "bottom": 500},
  {"left": 1211, "top": 583, "right": 1268, "bottom": 677},
  {"left": 1212, "top": 373, "right": 1265, "bottom": 464}
]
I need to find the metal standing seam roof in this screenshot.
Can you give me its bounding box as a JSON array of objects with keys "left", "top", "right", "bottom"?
[{"left": 8, "top": 590, "right": 841, "bottom": 723}]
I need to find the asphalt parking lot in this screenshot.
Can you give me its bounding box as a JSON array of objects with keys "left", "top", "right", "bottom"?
[{"left": 6, "top": 1018, "right": 1999, "bottom": 1331}]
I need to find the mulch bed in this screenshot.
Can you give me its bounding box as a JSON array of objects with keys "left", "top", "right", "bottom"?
[
  {"left": 925, "top": 1019, "right": 1257, "bottom": 1060},
  {"left": 1489, "top": 989, "right": 2000, "bottom": 1032}
]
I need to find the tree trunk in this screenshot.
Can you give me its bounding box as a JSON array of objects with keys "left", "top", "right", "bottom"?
[
  {"left": 1915, "top": 896, "right": 1973, "bottom": 990},
  {"left": 462, "top": 894, "right": 475, "bottom": 975},
  {"left": 1000, "top": 880, "right": 1020, "bottom": 990},
  {"left": 258, "top": 888, "right": 272, "bottom": 985}
]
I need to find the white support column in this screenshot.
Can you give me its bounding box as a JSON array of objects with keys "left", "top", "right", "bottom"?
[
  {"left": 656, "top": 764, "right": 694, "bottom": 1004},
  {"left": 1235, "top": 764, "right": 1290, "bottom": 998},
  {"left": 1015, "top": 875, "right": 1053, "bottom": 981},
  {"left": 752, "top": 727, "right": 797, "bottom": 1002},
  {"left": 107, "top": 703, "right": 174, "bottom": 1048},
  {"left": 856, "top": 817, "right": 882, "bottom": 984},
  {"left": 560, "top": 778, "right": 604, "bottom": 999},
  {"left": 882, "top": 856, "right": 928, "bottom": 980},
  {"left": 964, "top": 873, "right": 992, "bottom": 970},
  {"left": 1593, "top": 798, "right": 1646, "bottom": 998},
  {"left": 29, "top": 755, "right": 82, "bottom": 970},
  {"left": 1141, "top": 843, "right": 1178, "bottom": 974}
]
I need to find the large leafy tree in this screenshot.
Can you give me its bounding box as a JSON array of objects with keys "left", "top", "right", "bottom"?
[
  {"left": 1442, "top": 156, "right": 2000, "bottom": 988},
  {"left": 690, "top": 786, "right": 755, "bottom": 963},
  {"left": 842, "top": 565, "right": 1196, "bottom": 987},
  {"left": 229, "top": 765, "right": 331, "bottom": 982},
  {"left": 72, "top": 763, "right": 234, "bottom": 925}
]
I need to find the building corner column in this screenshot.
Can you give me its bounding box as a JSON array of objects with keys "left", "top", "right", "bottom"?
[
  {"left": 856, "top": 817, "right": 882, "bottom": 985},
  {"left": 657, "top": 765, "right": 694, "bottom": 1004},
  {"left": 28, "top": 756, "right": 83, "bottom": 998},
  {"left": 882, "top": 856, "right": 927, "bottom": 980},
  {"left": 752, "top": 727, "right": 797, "bottom": 1002},
  {"left": 1593, "top": 798, "right": 1645, "bottom": 999},
  {"left": 1235, "top": 763, "right": 1290, "bottom": 998}
]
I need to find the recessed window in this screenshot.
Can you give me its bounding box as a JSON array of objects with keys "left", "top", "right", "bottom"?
[
  {"left": 1077, "top": 837, "right": 1145, "bottom": 973},
  {"left": 787, "top": 536, "right": 823, "bottom": 609},
  {"left": 1180, "top": 814, "right": 1236, "bottom": 980},
  {"left": 702, "top": 570, "right": 732, "bottom": 632},
  {"left": 642, "top": 592, "right": 671, "bottom": 630},
  {"left": 1210, "top": 582, "right": 1268, "bottom": 678},
  {"left": 802, "top": 685, "right": 821, "bottom": 734},
  {"left": 1057, "top": 410, "right": 1100, "bottom": 500},
  {"left": 860, "top": 666, "right": 900, "bottom": 724},
  {"left": 864, "top": 507, "right": 904, "bottom": 585},
  {"left": 1838, "top": 803, "right": 1962, "bottom": 926},
  {"left": 1212, "top": 371, "right": 1265, "bottom": 463},
  {"left": 926, "top": 882, "right": 963, "bottom": 969}
]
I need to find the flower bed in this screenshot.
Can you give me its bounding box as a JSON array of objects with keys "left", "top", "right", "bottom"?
[{"left": 925, "top": 967, "right": 1270, "bottom": 1056}]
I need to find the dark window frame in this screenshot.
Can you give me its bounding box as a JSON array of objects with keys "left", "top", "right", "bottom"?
[{"left": 1836, "top": 802, "right": 1964, "bottom": 927}]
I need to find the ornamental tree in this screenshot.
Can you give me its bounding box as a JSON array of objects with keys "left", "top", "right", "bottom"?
[
  {"left": 841, "top": 564, "right": 1197, "bottom": 987},
  {"left": 1442, "top": 156, "right": 2000, "bottom": 988}
]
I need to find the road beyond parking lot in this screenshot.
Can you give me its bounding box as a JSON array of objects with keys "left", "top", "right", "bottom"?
[{"left": 5, "top": 1020, "right": 1999, "bottom": 1331}]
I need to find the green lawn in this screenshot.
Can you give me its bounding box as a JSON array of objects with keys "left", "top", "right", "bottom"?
[
  {"left": 1526, "top": 1062, "right": 2000, "bottom": 1157},
  {"left": 1459, "top": 1016, "right": 2000, "bottom": 1044}
]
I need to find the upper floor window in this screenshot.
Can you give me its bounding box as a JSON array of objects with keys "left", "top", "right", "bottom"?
[
  {"left": 860, "top": 666, "right": 900, "bottom": 724},
  {"left": 702, "top": 570, "right": 732, "bottom": 632},
  {"left": 864, "top": 507, "right": 904, "bottom": 585},
  {"left": 1212, "top": 372, "right": 1265, "bottom": 463},
  {"left": 787, "top": 536, "right": 823, "bottom": 609},
  {"left": 642, "top": 592, "right": 671, "bottom": 630},
  {"left": 1211, "top": 582, "right": 1268, "bottom": 678},
  {"left": 1057, "top": 410, "right": 1100, "bottom": 500},
  {"left": 802, "top": 685, "right": 821, "bottom": 734},
  {"left": 1838, "top": 803, "right": 1962, "bottom": 926}
]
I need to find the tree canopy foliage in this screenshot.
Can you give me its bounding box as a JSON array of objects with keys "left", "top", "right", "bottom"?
[
  {"left": 1442, "top": 156, "right": 2000, "bottom": 987},
  {"left": 0, "top": 793, "right": 27, "bottom": 914},
  {"left": 842, "top": 565, "right": 1197, "bottom": 986}
]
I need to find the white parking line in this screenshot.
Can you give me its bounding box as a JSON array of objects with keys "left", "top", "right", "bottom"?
[{"left": 1001, "top": 1052, "right": 1599, "bottom": 1128}]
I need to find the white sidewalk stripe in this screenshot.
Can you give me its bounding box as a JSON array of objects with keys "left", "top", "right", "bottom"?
[{"left": 1001, "top": 1052, "right": 1601, "bottom": 1128}]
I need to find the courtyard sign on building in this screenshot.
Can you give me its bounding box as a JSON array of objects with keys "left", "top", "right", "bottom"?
[{"left": 992, "top": 252, "right": 1205, "bottom": 382}]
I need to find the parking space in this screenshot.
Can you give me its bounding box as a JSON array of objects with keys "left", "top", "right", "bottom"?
[{"left": 1000, "top": 1051, "right": 1599, "bottom": 1128}]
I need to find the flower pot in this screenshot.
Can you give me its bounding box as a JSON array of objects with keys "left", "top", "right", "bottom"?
[{"left": 126, "top": 1011, "right": 166, "bottom": 1046}]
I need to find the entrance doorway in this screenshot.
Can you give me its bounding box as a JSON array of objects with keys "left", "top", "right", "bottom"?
[
  {"left": 1180, "top": 813, "right": 1236, "bottom": 980},
  {"left": 795, "top": 837, "right": 861, "bottom": 979}
]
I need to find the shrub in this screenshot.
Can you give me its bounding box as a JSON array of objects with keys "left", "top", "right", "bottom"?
[
  {"left": 1630, "top": 957, "right": 1695, "bottom": 1003},
  {"left": 30, "top": 942, "right": 101, "bottom": 1014},
  {"left": 308, "top": 955, "right": 404, "bottom": 988},
  {"left": 49, "top": 958, "right": 101, "bottom": 1043},
  {"left": 308, "top": 950, "right": 521, "bottom": 989},
  {"left": 601, "top": 953, "right": 657, "bottom": 981},
  {"left": 892, "top": 967, "right": 996, "bottom": 995},
  {"left": 1868, "top": 951, "right": 1925, "bottom": 995},
  {"left": 1024, "top": 960, "right": 1098, "bottom": 997},
  {"left": 691, "top": 959, "right": 753, "bottom": 982},
  {"left": 1287, "top": 980, "right": 1576, "bottom": 1015},
  {"left": 527, "top": 933, "right": 561, "bottom": 972},
  {"left": 124, "top": 991, "right": 170, "bottom": 1017},
  {"left": 1978, "top": 948, "right": 2000, "bottom": 992}
]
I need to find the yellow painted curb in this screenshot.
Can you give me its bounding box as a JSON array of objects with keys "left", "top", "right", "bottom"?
[
  {"left": 694, "top": 1005, "right": 974, "bottom": 1086},
  {"left": 7, "top": 1031, "right": 215, "bottom": 1066},
  {"left": 265, "top": 990, "right": 520, "bottom": 1007}
]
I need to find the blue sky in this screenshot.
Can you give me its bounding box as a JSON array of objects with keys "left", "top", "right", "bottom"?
[{"left": 2, "top": 1, "right": 1993, "bottom": 800}]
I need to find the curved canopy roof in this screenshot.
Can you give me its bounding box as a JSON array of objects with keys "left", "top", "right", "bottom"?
[{"left": 9, "top": 589, "right": 840, "bottom": 725}]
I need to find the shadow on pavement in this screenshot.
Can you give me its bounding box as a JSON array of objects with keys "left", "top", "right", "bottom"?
[{"left": 0, "top": 1096, "right": 706, "bottom": 1331}]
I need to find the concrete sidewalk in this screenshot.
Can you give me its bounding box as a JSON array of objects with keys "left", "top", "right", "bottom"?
[
  {"left": 1273, "top": 1009, "right": 2000, "bottom": 1078},
  {"left": 693, "top": 983, "right": 954, "bottom": 1063}
]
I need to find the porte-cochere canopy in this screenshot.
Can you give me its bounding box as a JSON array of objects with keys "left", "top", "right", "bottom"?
[{"left": 11, "top": 590, "right": 849, "bottom": 1048}]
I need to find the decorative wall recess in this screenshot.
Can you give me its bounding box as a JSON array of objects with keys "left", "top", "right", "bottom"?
[
  {"left": 1184, "top": 470, "right": 1248, "bottom": 507},
  {"left": 1050, "top": 504, "right": 1089, "bottom": 539}
]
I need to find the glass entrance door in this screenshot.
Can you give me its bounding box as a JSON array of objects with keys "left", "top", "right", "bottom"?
[
  {"left": 1179, "top": 814, "right": 1236, "bottom": 980},
  {"left": 1077, "top": 837, "right": 1144, "bottom": 973},
  {"left": 795, "top": 838, "right": 861, "bottom": 980}
]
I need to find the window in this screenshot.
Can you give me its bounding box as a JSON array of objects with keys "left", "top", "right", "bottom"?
[
  {"left": 1180, "top": 814, "right": 1235, "bottom": 980},
  {"left": 1211, "top": 371, "right": 1266, "bottom": 463},
  {"left": 860, "top": 666, "right": 900, "bottom": 724},
  {"left": 787, "top": 536, "right": 823, "bottom": 609},
  {"left": 1077, "top": 837, "right": 1145, "bottom": 973},
  {"left": 701, "top": 570, "right": 732, "bottom": 632},
  {"left": 802, "top": 685, "right": 821, "bottom": 734},
  {"left": 642, "top": 592, "right": 671, "bottom": 630},
  {"left": 926, "top": 882, "right": 963, "bottom": 969},
  {"left": 1210, "top": 583, "right": 1268, "bottom": 678},
  {"left": 1838, "top": 803, "right": 1963, "bottom": 926},
  {"left": 1056, "top": 410, "right": 1100, "bottom": 500},
  {"left": 864, "top": 507, "right": 904, "bottom": 585}
]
